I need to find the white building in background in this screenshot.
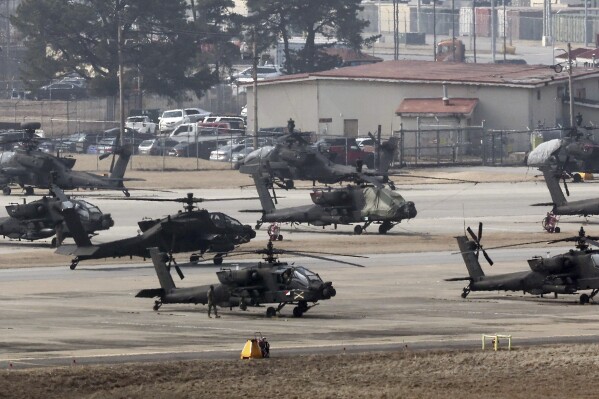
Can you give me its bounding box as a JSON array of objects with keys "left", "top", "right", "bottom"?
[{"left": 247, "top": 60, "right": 599, "bottom": 135}]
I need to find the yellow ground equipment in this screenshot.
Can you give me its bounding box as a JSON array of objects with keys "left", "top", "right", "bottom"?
[{"left": 241, "top": 332, "right": 270, "bottom": 359}]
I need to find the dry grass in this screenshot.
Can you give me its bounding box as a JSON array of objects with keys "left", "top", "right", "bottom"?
[{"left": 1, "top": 344, "right": 596, "bottom": 398}]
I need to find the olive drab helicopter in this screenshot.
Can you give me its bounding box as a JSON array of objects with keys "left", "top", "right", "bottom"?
[
  {"left": 527, "top": 125, "right": 599, "bottom": 175},
  {"left": 136, "top": 241, "right": 365, "bottom": 317},
  {"left": 0, "top": 185, "right": 113, "bottom": 247},
  {"left": 55, "top": 192, "right": 257, "bottom": 276},
  {"left": 239, "top": 119, "right": 399, "bottom": 189},
  {"left": 0, "top": 122, "right": 134, "bottom": 196},
  {"left": 250, "top": 171, "right": 417, "bottom": 235},
  {"left": 448, "top": 223, "right": 599, "bottom": 304}
]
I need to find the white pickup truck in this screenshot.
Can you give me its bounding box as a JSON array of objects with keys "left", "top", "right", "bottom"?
[{"left": 125, "top": 115, "right": 157, "bottom": 134}]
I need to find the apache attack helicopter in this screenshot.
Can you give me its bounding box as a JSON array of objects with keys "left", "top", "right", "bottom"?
[
  {"left": 0, "top": 186, "right": 113, "bottom": 247},
  {"left": 239, "top": 119, "right": 399, "bottom": 189},
  {"left": 137, "top": 241, "right": 364, "bottom": 317},
  {"left": 448, "top": 223, "right": 599, "bottom": 304},
  {"left": 527, "top": 125, "right": 599, "bottom": 176},
  {"left": 55, "top": 192, "right": 257, "bottom": 275},
  {"left": 250, "top": 171, "right": 417, "bottom": 235},
  {"left": 0, "top": 122, "right": 135, "bottom": 196}
]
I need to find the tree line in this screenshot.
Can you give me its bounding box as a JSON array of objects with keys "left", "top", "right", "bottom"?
[{"left": 12, "top": 0, "right": 376, "bottom": 100}]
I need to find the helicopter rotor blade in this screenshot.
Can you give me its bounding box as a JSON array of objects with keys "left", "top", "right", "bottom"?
[
  {"left": 477, "top": 222, "right": 483, "bottom": 242},
  {"left": 98, "top": 152, "right": 112, "bottom": 161},
  {"left": 481, "top": 248, "right": 494, "bottom": 266},
  {"left": 285, "top": 251, "right": 365, "bottom": 267},
  {"left": 466, "top": 226, "right": 478, "bottom": 243},
  {"left": 283, "top": 249, "right": 368, "bottom": 259}
]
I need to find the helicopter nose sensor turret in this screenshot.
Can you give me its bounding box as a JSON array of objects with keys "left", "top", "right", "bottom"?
[{"left": 400, "top": 201, "right": 417, "bottom": 220}]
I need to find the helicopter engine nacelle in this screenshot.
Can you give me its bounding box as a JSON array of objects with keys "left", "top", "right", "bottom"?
[
  {"left": 527, "top": 255, "right": 572, "bottom": 274},
  {"left": 217, "top": 269, "right": 260, "bottom": 285},
  {"left": 310, "top": 190, "right": 352, "bottom": 206},
  {"left": 6, "top": 203, "right": 46, "bottom": 219}
]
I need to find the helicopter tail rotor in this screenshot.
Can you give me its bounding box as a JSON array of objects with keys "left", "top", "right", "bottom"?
[{"left": 466, "top": 222, "right": 494, "bottom": 266}]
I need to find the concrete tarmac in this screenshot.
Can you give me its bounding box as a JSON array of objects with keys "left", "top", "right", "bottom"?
[{"left": 2, "top": 169, "right": 599, "bottom": 368}]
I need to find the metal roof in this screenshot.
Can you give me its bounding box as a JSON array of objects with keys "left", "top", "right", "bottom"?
[{"left": 259, "top": 60, "right": 599, "bottom": 88}]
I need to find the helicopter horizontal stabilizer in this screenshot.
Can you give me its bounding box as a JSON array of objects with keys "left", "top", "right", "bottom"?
[
  {"left": 444, "top": 277, "right": 472, "bottom": 282},
  {"left": 531, "top": 202, "right": 556, "bottom": 207},
  {"left": 54, "top": 244, "right": 98, "bottom": 256},
  {"left": 136, "top": 288, "right": 165, "bottom": 298}
]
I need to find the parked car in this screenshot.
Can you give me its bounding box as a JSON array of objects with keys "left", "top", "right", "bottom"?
[
  {"left": 314, "top": 137, "right": 375, "bottom": 168},
  {"left": 231, "top": 147, "right": 255, "bottom": 169},
  {"left": 138, "top": 138, "right": 179, "bottom": 156},
  {"left": 230, "top": 64, "right": 284, "bottom": 84},
  {"left": 184, "top": 107, "right": 211, "bottom": 123},
  {"left": 158, "top": 108, "right": 211, "bottom": 134},
  {"left": 168, "top": 137, "right": 229, "bottom": 159},
  {"left": 38, "top": 139, "right": 60, "bottom": 154},
  {"left": 209, "top": 144, "right": 247, "bottom": 162},
  {"left": 126, "top": 115, "right": 157, "bottom": 134},
  {"left": 34, "top": 82, "right": 87, "bottom": 100},
  {"left": 200, "top": 116, "right": 246, "bottom": 132}
]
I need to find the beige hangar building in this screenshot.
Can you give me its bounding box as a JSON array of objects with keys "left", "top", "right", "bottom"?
[{"left": 247, "top": 60, "right": 599, "bottom": 137}]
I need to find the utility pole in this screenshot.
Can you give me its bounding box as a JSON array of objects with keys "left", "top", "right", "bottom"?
[
  {"left": 113, "top": 0, "right": 125, "bottom": 173},
  {"left": 491, "top": 0, "right": 496, "bottom": 63},
  {"left": 433, "top": 0, "right": 437, "bottom": 61},
  {"left": 472, "top": 0, "right": 477, "bottom": 63},
  {"left": 567, "top": 42, "right": 574, "bottom": 127},
  {"left": 252, "top": 26, "right": 258, "bottom": 149},
  {"left": 452, "top": 0, "right": 455, "bottom": 62},
  {"left": 503, "top": 0, "right": 506, "bottom": 62}
]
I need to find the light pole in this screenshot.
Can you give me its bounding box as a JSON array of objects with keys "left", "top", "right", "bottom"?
[
  {"left": 554, "top": 44, "right": 574, "bottom": 127},
  {"left": 433, "top": 0, "right": 437, "bottom": 61}
]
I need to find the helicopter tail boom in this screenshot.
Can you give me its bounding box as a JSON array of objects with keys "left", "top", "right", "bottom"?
[
  {"left": 541, "top": 167, "right": 568, "bottom": 207},
  {"left": 109, "top": 144, "right": 133, "bottom": 185},
  {"left": 252, "top": 172, "right": 276, "bottom": 214},
  {"left": 456, "top": 235, "right": 485, "bottom": 279},
  {"left": 149, "top": 248, "right": 176, "bottom": 292}
]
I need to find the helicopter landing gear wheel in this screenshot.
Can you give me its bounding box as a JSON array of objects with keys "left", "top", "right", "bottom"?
[
  {"left": 24, "top": 186, "right": 34, "bottom": 196},
  {"left": 580, "top": 293, "right": 590, "bottom": 305},
  {"left": 573, "top": 173, "right": 583, "bottom": 183},
  {"left": 123, "top": 190, "right": 131, "bottom": 198},
  {"left": 189, "top": 253, "right": 200, "bottom": 262},
  {"left": 153, "top": 300, "right": 162, "bottom": 311},
  {"left": 461, "top": 288, "right": 470, "bottom": 299},
  {"left": 51, "top": 237, "right": 57, "bottom": 248},
  {"left": 213, "top": 254, "right": 223, "bottom": 265},
  {"left": 2, "top": 186, "right": 11, "bottom": 195},
  {"left": 239, "top": 301, "right": 247, "bottom": 311},
  {"left": 70, "top": 259, "right": 79, "bottom": 270},
  {"left": 353, "top": 225, "right": 363, "bottom": 235},
  {"left": 266, "top": 307, "right": 276, "bottom": 318},
  {"left": 293, "top": 306, "right": 304, "bottom": 317}
]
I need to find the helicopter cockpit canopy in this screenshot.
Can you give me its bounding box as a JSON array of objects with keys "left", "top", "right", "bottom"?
[
  {"left": 73, "top": 199, "right": 101, "bottom": 220},
  {"left": 291, "top": 266, "right": 323, "bottom": 288},
  {"left": 210, "top": 212, "right": 243, "bottom": 229}
]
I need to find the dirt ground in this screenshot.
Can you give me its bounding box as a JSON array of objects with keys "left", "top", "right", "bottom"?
[{"left": 2, "top": 344, "right": 598, "bottom": 399}]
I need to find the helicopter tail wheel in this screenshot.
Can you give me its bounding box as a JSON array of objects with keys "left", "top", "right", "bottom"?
[
  {"left": 239, "top": 301, "right": 247, "bottom": 311},
  {"left": 580, "top": 293, "right": 590, "bottom": 305},
  {"left": 461, "top": 288, "right": 470, "bottom": 299},
  {"left": 153, "top": 300, "right": 162, "bottom": 311},
  {"left": 69, "top": 258, "right": 79, "bottom": 270},
  {"left": 266, "top": 307, "right": 277, "bottom": 318},
  {"left": 50, "top": 237, "right": 57, "bottom": 248},
  {"left": 2, "top": 186, "right": 11, "bottom": 195},
  {"left": 353, "top": 225, "right": 363, "bottom": 235},
  {"left": 213, "top": 254, "right": 223, "bottom": 265},
  {"left": 24, "top": 186, "right": 34, "bottom": 196}
]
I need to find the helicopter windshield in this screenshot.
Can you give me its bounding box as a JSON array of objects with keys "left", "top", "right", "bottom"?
[
  {"left": 224, "top": 214, "right": 243, "bottom": 228},
  {"left": 293, "top": 266, "right": 323, "bottom": 287},
  {"left": 591, "top": 254, "right": 599, "bottom": 268},
  {"left": 210, "top": 213, "right": 226, "bottom": 228},
  {"left": 244, "top": 146, "right": 274, "bottom": 164}
]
